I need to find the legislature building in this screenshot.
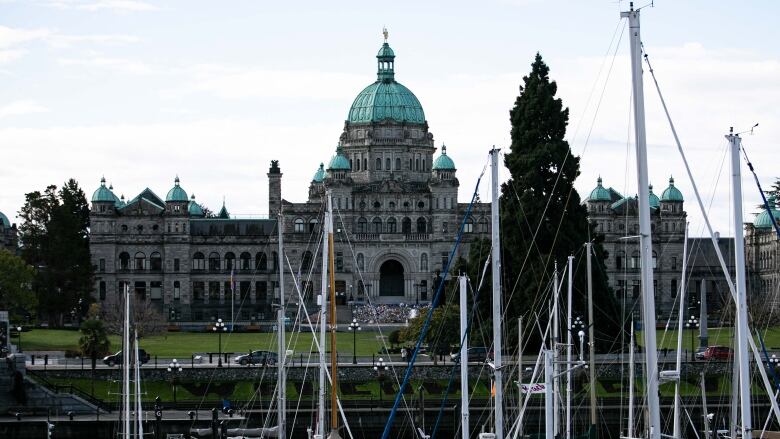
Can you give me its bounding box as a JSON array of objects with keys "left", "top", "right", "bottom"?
[{"left": 88, "top": 38, "right": 491, "bottom": 324}]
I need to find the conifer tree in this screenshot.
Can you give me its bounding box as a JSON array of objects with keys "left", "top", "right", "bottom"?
[{"left": 467, "top": 54, "right": 622, "bottom": 350}]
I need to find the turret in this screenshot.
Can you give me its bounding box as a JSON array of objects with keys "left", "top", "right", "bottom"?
[
  {"left": 431, "top": 144, "right": 456, "bottom": 181},
  {"left": 660, "top": 176, "right": 684, "bottom": 214},
  {"left": 91, "top": 177, "right": 117, "bottom": 214},
  {"left": 586, "top": 177, "right": 611, "bottom": 214},
  {"left": 268, "top": 160, "right": 282, "bottom": 215},
  {"left": 165, "top": 176, "right": 189, "bottom": 216},
  {"left": 326, "top": 146, "right": 350, "bottom": 181}
]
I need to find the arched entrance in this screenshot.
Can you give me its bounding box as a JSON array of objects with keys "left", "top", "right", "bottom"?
[{"left": 379, "top": 260, "right": 404, "bottom": 297}]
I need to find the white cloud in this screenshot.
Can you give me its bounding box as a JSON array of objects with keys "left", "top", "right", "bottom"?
[
  {"left": 43, "top": 0, "right": 159, "bottom": 12},
  {"left": 0, "top": 49, "right": 27, "bottom": 63},
  {"left": 0, "top": 26, "right": 51, "bottom": 49},
  {"left": 0, "top": 100, "right": 50, "bottom": 118},
  {"left": 58, "top": 56, "right": 154, "bottom": 74}
]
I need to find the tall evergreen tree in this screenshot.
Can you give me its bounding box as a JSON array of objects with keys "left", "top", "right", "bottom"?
[
  {"left": 497, "top": 54, "right": 621, "bottom": 350},
  {"left": 18, "top": 179, "right": 93, "bottom": 325}
]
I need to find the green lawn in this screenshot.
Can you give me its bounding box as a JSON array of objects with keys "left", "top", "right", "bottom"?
[
  {"left": 636, "top": 327, "right": 780, "bottom": 350},
  {"left": 21, "top": 329, "right": 393, "bottom": 357}
]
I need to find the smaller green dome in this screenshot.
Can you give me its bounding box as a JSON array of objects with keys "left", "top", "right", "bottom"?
[
  {"left": 754, "top": 195, "right": 780, "bottom": 229},
  {"left": 218, "top": 200, "right": 230, "bottom": 219},
  {"left": 92, "top": 177, "right": 116, "bottom": 203},
  {"left": 312, "top": 163, "right": 326, "bottom": 183},
  {"left": 432, "top": 145, "right": 456, "bottom": 170},
  {"left": 188, "top": 194, "right": 204, "bottom": 217},
  {"left": 377, "top": 42, "right": 395, "bottom": 58},
  {"left": 327, "top": 146, "right": 351, "bottom": 171},
  {"left": 588, "top": 177, "right": 611, "bottom": 201},
  {"left": 648, "top": 184, "right": 660, "bottom": 208},
  {"left": 661, "top": 176, "right": 684, "bottom": 202},
  {"left": 0, "top": 211, "right": 10, "bottom": 228},
  {"left": 166, "top": 176, "right": 189, "bottom": 202}
]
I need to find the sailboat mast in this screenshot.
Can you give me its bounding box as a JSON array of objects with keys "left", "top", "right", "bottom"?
[
  {"left": 566, "top": 255, "right": 573, "bottom": 439},
  {"left": 459, "top": 275, "right": 469, "bottom": 439},
  {"left": 318, "top": 210, "right": 330, "bottom": 438},
  {"left": 727, "top": 129, "right": 752, "bottom": 439},
  {"left": 277, "top": 211, "right": 287, "bottom": 439},
  {"left": 628, "top": 323, "right": 635, "bottom": 439},
  {"left": 123, "top": 283, "right": 131, "bottom": 439},
  {"left": 327, "top": 192, "right": 339, "bottom": 433},
  {"left": 552, "top": 262, "right": 560, "bottom": 439},
  {"left": 489, "top": 147, "right": 504, "bottom": 439},
  {"left": 585, "top": 242, "right": 597, "bottom": 431},
  {"left": 673, "top": 224, "right": 689, "bottom": 439},
  {"left": 134, "top": 329, "right": 143, "bottom": 438},
  {"left": 621, "top": 5, "right": 661, "bottom": 438}
]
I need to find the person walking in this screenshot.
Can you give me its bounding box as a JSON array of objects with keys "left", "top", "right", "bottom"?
[{"left": 401, "top": 347, "right": 407, "bottom": 364}]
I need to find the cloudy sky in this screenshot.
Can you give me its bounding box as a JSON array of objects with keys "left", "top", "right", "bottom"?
[{"left": 1, "top": 0, "right": 778, "bottom": 238}]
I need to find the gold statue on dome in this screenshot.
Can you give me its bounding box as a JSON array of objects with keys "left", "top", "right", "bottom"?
[{"left": 383, "top": 27, "right": 388, "bottom": 42}]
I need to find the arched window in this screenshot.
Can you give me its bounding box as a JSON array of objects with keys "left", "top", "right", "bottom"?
[
  {"left": 421, "top": 253, "right": 428, "bottom": 271},
  {"left": 395, "top": 158, "right": 401, "bottom": 170},
  {"left": 376, "top": 158, "right": 382, "bottom": 170},
  {"left": 272, "top": 251, "right": 279, "bottom": 271},
  {"left": 192, "top": 252, "right": 205, "bottom": 270},
  {"left": 372, "top": 217, "right": 382, "bottom": 233},
  {"left": 464, "top": 218, "right": 474, "bottom": 233},
  {"left": 224, "top": 252, "right": 236, "bottom": 270},
  {"left": 355, "top": 156, "right": 360, "bottom": 171},
  {"left": 150, "top": 252, "right": 162, "bottom": 271},
  {"left": 402, "top": 217, "right": 412, "bottom": 234},
  {"left": 309, "top": 218, "right": 319, "bottom": 233},
  {"left": 134, "top": 252, "right": 146, "bottom": 271},
  {"left": 119, "top": 252, "right": 130, "bottom": 270},
  {"left": 363, "top": 158, "right": 367, "bottom": 170},
  {"left": 208, "top": 252, "right": 220, "bottom": 271},
  {"left": 256, "top": 252, "right": 267, "bottom": 271},
  {"left": 240, "top": 252, "right": 252, "bottom": 270},
  {"left": 357, "top": 253, "right": 364, "bottom": 271},
  {"left": 387, "top": 217, "right": 397, "bottom": 233},
  {"left": 301, "top": 251, "right": 313, "bottom": 271},
  {"left": 386, "top": 158, "right": 391, "bottom": 170},
  {"left": 357, "top": 217, "right": 368, "bottom": 233},
  {"left": 415, "top": 158, "right": 420, "bottom": 170},
  {"left": 294, "top": 218, "right": 305, "bottom": 233},
  {"left": 478, "top": 218, "right": 489, "bottom": 233},
  {"left": 416, "top": 217, "right": 427, "bottom": 234},
  {"left": 615, "top": 251, "right": 625, "bottom": 269}
]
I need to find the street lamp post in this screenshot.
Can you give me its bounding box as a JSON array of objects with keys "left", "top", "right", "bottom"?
[
  {"left": 16, "top": 326, "right": 22, "bottom": 353},
  {"left": 348, "top": 318, "right": 361, "bottom": 364},
  {"left": 686, "top": 316, "right": 699, "bottom": 361},
  {"left": 167, "top": 358, "right": 182, "bottom": 406},
  {"left": 769, "top": 354, "right": 780, "bottom": 371},
  {"left": 572, "top": 316, "right": 585, "bottom": 360},
  {"left": 373, "top": 357, "right": 388, "bottom": 401},
  {"left": 213, "top": 319, "right": 226, "bottom": 367}
]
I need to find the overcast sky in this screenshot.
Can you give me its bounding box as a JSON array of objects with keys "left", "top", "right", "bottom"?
[{"left": 1, "top": 0, "right": 779, "bottom": 238}]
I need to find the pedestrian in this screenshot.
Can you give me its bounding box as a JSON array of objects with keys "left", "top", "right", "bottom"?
[{"left": 401, "top": 347, "right": 407, "bottom": 364}]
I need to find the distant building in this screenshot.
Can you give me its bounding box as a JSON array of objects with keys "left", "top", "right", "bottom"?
[
  {"left": 88, "top": 39, "right": 490, "bottom": 323},
  {"left": 0, "top": 210, "right": 17, "bottom": 254},
  {"left": 745, "top": 195, "right": 780, "bottom": 308}
]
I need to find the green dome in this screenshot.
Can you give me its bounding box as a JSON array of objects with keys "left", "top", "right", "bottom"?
[
  {"left": 347, "top": 42, "right": 426, "bottom": 124},
  {"left": 312, "top": 163, "right": 326, "bottom": 182},
  {"left": 432, "top": 145, "right": 456, "bottom": 170},
  {"left": 588, "top": 177, "right": 611, "bottom": 201},
  {"left": 92, "top": 177, "right": 116, "bottom": 203},
  {"left": 327, "top": 146, "right": 350, "bottom": 171},
  {"left": 188, "top": 194, "right": 204, "bottom": 217},
  {"left": 661, "top": 176, "right": 684, "bottom": 202},
  {"left": 648, "top": 184, "right": 660, "bottom": 208},
  {"left": 0, "top": 211, "right": 10, "bottom": 228},
  {"left": 166, "top": 176, "right": 189, "bottom": 202},
  {"left": 754, "top": 195, "right": 780, "bottom": 229}
]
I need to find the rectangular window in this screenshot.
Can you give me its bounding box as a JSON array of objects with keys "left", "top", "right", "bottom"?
[
  {"left": 99, "top": 281, "right": 106, "bottom": 300},
  {"left": 632, "top": 280, "right": 640, "bottom": 299},
  {"left": 671, "top": 279, "right": 677, "bottom": 297},
  {"left": 174, "top": 258, "right": 180, "bottom": 272},
  {"left": 225, "top": 281, "right": 233, "bottom": 302},
  {"left": 173, "top": 281, "right": 180, "bottom": 300},
  {"left": 256, "top": 281, "right": 267, "bottom": 302},
  {"left": 441, "top": 252, "right": 449, "bottom": 269},
  {"left": 134, "top": 281, "right": 146, "bottom": 300},
  {"left": 209, "top": 281, "right": 220, "bottom": 301},
  {"left": 151, "top": 281, "right": 162, "bottom": 300},
  {"left": 616, "top": 255, "right": 623, "bottom": 270},
  {"left": 240, "top": 281, "right": 251, "bottom": 300},
  {"left": 336, "top": 252, "right": 344, "bottom": 271},
  {"left": 193, "top": 281, "right": 205, "bottom": 301},
  {"left": 99, "top": 259, "right": 105, "bottom": 272},
  {"left": 671, "top": 257, "right": 677, "bottom": 270}
]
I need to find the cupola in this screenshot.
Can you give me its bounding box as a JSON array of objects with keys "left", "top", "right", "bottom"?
[{"left": 188, "top": 194, "right": 204, "bottom": 217}]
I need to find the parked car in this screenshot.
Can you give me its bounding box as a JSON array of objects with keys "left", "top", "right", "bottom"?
[
  {"left": 702, "top": 346, "right": 733, "bottom": 360},
  {"left": 103, "top": 349, "right": 150, "bottom": 367},
  {"left": 234, "top": 350, "right": 278, "bottom": 366},
  {"left": 450, "top": 347, "right": 489, "bottom": 363},
  {"left": 694, "top": 347, "right": 708, "bottom": 360}
]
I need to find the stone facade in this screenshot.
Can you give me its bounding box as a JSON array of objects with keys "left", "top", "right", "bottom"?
[
  {"left": 88, "top": 40, "right": 490, "bottom": 323},
  {"left": 0, "top": 210, "right": 17, "bottom": 254},
  {"left": 745, "top": 196, "right": 780, "bottom": 309}
]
